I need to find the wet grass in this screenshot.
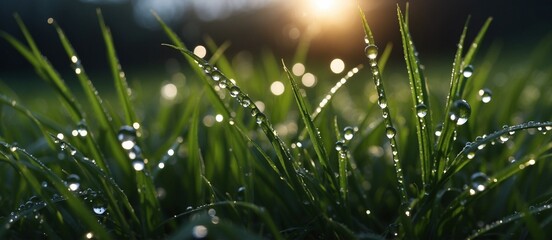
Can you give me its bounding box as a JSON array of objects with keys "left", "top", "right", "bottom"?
[{"left": 1, "top": 4, "right": 552, "bottom": 239}]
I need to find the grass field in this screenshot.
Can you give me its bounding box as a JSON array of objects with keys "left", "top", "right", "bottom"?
[{"left": 1, "top": 4, "right": 552, "bottom": 239}]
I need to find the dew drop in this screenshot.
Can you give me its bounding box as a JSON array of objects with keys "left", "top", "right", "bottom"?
[
  {"left": 467, "top": 151, "right": 475, "bottom": 159},
  {"left": 343, "top": 126, "right": 355, "bottom": 141},
  {"left": 218, "top": 79, "right": 228, "bottom": 89},
  {"left": 449, "top": 99, "right": 471, "bottom": 125},
  {"left": 385, "top": 127, "right": 396, "bottom": 139},
  {"left": 132, "top": 159, "right": 145, "bottom": 171},
  {"left": 67, "top": 174, "right": 81, "bottom": 191},
  {"left": 365, "top": 45, "right": 378, "bottom": 60},
  {"left": 416, "top": 104, "right": 428, "bottom": 118},
  {"left": 238, "top": 94, "right": 251, "bottom": 108},
  {"left": 478, "top": 88, "right": 492, "bottom": 103},
  {"left": 499, "top": 134, "right": 509, "bottom": 143},
  {"left": 211, "top": 70, "right": 223, "bottom": 81},
  {"left": 117, "top": 125, "right": 137, "bottom": 150},
  {"left": 255, "top": 113, "right": 266, "bottom": 125},
  {"left": 462, "top": 65, "right": 474, "bottom": 78},
  {"left": 92, "top": 199, "right": 107, "bottom": 215},
  {"left": 335, "top": 140, "right": 346, "bottom": 151},
  {"left": 378, "top": 99, "right": 387, "bottom": 109},
  {"left": 470, "top": 172, "right": 489, "bottom": 193},
  {"left": 229, "top": 86, "right": 240, "bottom": 98}
]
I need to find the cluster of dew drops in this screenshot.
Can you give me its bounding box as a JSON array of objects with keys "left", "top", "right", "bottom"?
[
  {"left": 117, "top": 124, "right": 146, "bottom": 171},
  {"left": 197, "top": 62, "right": 266, "bottom": 126}
]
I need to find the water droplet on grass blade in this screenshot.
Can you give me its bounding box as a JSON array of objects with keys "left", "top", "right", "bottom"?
[
  {"left": 449, "top": 99, "right": 471, "bottom": 125},
  {"left": 416, "top": 104, "right": 428, "bottom": 118},
  {"left": 132, "top": 159, "right": 145, "bottom": 171},
  {"left": 335, "top": 140, "right": 346, "bottom": 151},
  {"left": 462, "top": 65, "right": 474, "bottom": 78},
  {"left": 365, "top": 45, "right": 378, "bottom": 60},
  {"left": 478, "top": 88, "right": 492, "bottom": 103},
  {"left": 470, "top": 172, "right": 490, "bottom": 193},
  {"left": 343, "top": 126, "right": 355, "bottom": 140},
  {"left": 229, "top": 86, "right": 240, "bottom": 97},
  {"left": 67, "top": 174, "right": 81, "bottom": 191},
  {"left": 386, "top": 127, "right": 396, "bottom": 139},
  {"left": 118, "top": 125, "right": 137, "bottom": 150}
]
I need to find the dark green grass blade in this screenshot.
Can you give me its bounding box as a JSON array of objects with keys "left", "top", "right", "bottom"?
[
  {"left": 166, "top": 201, "right": 283, "bottom": 240},
  {"left": 97, "top": 9, "right": 138, "bottom": 126},
  {"left": 397, "top": 6, "right": 433, "bottom": 187},
  {"left": 0, "top": 144, "right": 112, "bottom": 239},
  {"left": 434, "top": 17, "right": 492, "bottom": 180},
  {"left": 0, "top": 95, "right": 53, "bottom": 147},
  {"left": 467, "top": 197, "right": 552, "bottom": 239},
  {"left": 51, "top": 20, "right": 116, "bottom": 173},
  {"left": 52, "top": 137, "right": 139, "bottom": 235},
  {"left": 4, "top": 16, "right": 83, "bottom": 122}
]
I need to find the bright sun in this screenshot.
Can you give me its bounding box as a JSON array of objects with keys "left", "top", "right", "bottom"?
[{"left": 312, "top": 0, "right": 336, "bottom": 12}]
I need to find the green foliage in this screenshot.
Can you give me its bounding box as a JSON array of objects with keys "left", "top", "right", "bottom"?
[{"left": 1, "top": 4, "right": 552, "bottom": 239}]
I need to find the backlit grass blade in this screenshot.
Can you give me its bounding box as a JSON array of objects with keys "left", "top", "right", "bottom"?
[
  {"left": 282, "top": 62, "right": 336, "bottom": 184},
  {"left": 164, "top": 44, "right": 304, "bottom": 195},
  {"left": 97, "top": 9, "right": 138, "bottom": 126},
  {"left": 359, "top": 6, "right": 407, "bottom": 204},
  {"left": 360, "top": 6, "right": 412, "bottom": 237},
  {"left": 397, "top": 6, "right": 434, "bottom": 187},
  {"left": 444, "top": 121, "right": 552, "bottom": 180}
]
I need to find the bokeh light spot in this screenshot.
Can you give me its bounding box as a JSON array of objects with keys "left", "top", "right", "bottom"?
[
  {"left": 193, "top": 45, "right": 207, "bottom": 58},
  {"left": 330, "top": 58, "right": 345, "bottom": 74},
  {"left": 302, "top": 73, "right": 316, "bottom": 87},
  {"left": 270, "top": 81, "right": 285, "bottom": 95}
]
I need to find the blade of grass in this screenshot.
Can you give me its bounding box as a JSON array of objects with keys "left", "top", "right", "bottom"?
[
  {"left": 360, "top": 5, "right": 412, "bottom": 237},
  {"left": 97, "top": 9, "right": 138, "bottom": 126},
  {"left": 397, "top": 5, "right": 434, "bottom": 187}
]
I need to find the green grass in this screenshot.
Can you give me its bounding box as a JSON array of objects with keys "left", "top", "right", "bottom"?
[{"left": 1, "top": 4, "right": 552, "bottom": 239}]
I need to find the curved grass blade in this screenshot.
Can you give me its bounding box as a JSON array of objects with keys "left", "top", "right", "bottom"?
[
  {"left": 97, "top": 9, "right": 138, "bottom": 126},
  {"left": 51, "top": 136, "right": 140, "bottom": 234},
  {"left": 467, "top": 198, "right": 552, "bottom": 239},
  {"left": 3, "top": 16, "right": 83, "bottom": 122},
  {"left": 397, "top": 6, "right": 434, "bottom": 187},
  {"left": 445, "top": 121, "right": 552, "bottom": 180},
  {"left": 0, "top": 95, "right": 54, "bottom": 147},
  {"left": 165, "top": 201, "right": 283, "bottom": 240},
  {"left": 438, "top": 132, "right": 552, "bottom": 234},
  {"left": 0, "top": 143, "right": 112, "bottom": 239}
]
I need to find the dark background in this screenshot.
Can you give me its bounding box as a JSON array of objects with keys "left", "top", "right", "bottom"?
[{"left": 1, "top": 0, "right": 551, "bottom": 76}]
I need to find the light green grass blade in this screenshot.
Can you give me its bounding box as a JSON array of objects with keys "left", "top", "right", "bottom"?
[
  {"left": 361, "top": 6, "right": 412, "bottom": 237},
  {"left": 282, "top": 62, "right": 330, "bottom": 170},
  {"left": 187, "top": 99, "right": 205, "bottom": 206},
  {"left": 97, "top": 9, "right": 138, "bottom": 126},
  {"left": 359, "top": 6, "right": 407, "bottom": 203},
  {"left": 0, "top": 95, "right": 53, "bottom": 146},
  {"left": 397, "top": 6, "right": 433, "bottom": 187}
]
